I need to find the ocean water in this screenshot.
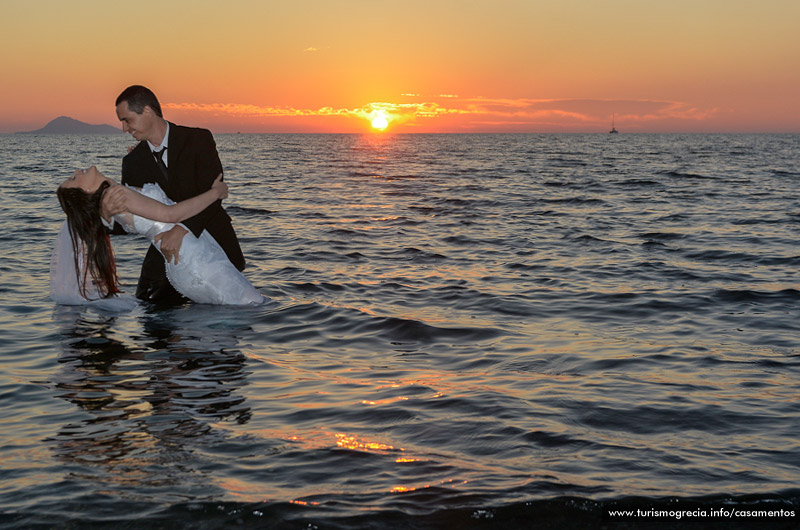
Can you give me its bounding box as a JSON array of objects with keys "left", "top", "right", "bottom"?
[{"left": 0, "top": 133, "right": 798, "bottom": 529}]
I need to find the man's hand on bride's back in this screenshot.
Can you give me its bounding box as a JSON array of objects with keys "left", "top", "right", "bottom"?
[
  {"left": 211, "top": 173, "right": 228, "bottom": 200},
  {"left": 100, "top": 184, "right": 128, "bottom": 222},
  {"left": 154, "top": 225, "right": 188, "bottom": 265}
]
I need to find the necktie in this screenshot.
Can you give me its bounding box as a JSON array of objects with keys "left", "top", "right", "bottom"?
[{"left": 153, "top": 147, "right": 168, "bottom": 181}]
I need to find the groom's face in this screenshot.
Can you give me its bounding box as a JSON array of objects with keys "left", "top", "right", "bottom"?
[{"left": 116, "top": 101, "right": 156, "bottom": 143}]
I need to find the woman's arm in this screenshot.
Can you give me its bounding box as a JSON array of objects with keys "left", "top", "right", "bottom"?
[{"left": 121, "top": 174, "right": 228, "bottom": 223}]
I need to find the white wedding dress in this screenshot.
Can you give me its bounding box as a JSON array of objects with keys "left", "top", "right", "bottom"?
[{"left": 51, "top": 183, "right": 267, "bottom": 307}]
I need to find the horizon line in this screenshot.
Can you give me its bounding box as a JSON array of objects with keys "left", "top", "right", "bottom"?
[{"left": 3, "top": 130, "right": 799, "bottom": 135}]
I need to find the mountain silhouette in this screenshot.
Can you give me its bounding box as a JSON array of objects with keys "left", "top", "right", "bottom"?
[{"left": 18, "top": 116, "right": 121, "bottom": 134}]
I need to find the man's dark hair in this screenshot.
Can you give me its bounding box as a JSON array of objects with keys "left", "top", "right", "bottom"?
[{"left": 115, "top": 85, "right": 163, "bottom": 117}]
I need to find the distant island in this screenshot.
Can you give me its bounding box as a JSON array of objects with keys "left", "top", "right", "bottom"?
[{"left": 17, "top": 116, "right": 121, "bottom": 135}]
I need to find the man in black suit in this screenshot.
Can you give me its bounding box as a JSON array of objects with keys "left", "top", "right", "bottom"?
[{"left": 104, "top": 85, "right": 245, "bottom": 304}]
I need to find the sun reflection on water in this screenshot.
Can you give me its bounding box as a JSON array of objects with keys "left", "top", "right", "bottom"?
[{"left": 335, "top": 433, "right": 399, "bottom": 452}]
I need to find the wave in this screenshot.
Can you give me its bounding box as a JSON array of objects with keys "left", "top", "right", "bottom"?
[
  {"left": 541, "top": 197, "right": 605, "bottom": 205},
  {"left": 620, "top": 178, "right": 661, "bottom": 187},
  {"left": 712, "top": 288, "right": 800, "bottom": 304},
  {"left": 395, "top": 247, "right": 448, "bottom": 262},
  {"left": 254, "top": 301, "right": 506, "bottom": 349},
  {"left": 373, "top": 316, "right": 505, "bottom": 344},
  {"left": 684, "top": 249, "right": 800, "bottom": 266},
  {"left": 661, "top": 170, "right": 718, "bottom": 180},
  {"left": 638, "top": 231, "right": 686, "bottom": 241},
  {"left": 4, "top": 491, "right": 797, "bottom": 529},
  {"left": 226, "top": 205, "right": 274, "bottom": 217}
]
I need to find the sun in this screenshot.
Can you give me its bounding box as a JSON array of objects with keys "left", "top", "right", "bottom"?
[{"left": 371, "top": 114, "right": 389, "bottom": 131}]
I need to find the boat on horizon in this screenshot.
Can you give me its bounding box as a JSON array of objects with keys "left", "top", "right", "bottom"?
[{"left": 609, "top": 114, "right": 619, "bottom": 134}]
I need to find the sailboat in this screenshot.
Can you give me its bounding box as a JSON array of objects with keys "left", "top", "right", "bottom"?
[{"left": 609, "top": 114, "right": 619, "bottom": 134}]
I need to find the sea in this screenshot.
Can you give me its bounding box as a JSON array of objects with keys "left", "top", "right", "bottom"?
[{"left": 0, "top": 133, "right": 798, "bottom": 529}]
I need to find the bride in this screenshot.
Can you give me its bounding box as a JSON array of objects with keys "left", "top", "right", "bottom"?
[{"left": 53, "top": 165, "right": 267, "bottom": 306}]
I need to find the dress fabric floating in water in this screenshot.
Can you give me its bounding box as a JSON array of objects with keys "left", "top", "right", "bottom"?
[{"left": 50, "top": 220, "right": 138, "bottom": 311}]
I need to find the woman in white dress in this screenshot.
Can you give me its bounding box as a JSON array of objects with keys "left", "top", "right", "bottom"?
[{"left": 54, "top": 166, "right": 267, "bottom": 306}]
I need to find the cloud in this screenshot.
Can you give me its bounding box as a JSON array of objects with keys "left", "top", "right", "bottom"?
[
  {"left": 164, "top": 102, "right": 314, "bottom": 117},
  {"left": 458, "top": 98, "right": 715, "bottom": 123},
  {"left": 162, "top": 101, "right": 469, "bottom": 121},
  {"left": 442, "top": 98, "right": 718, "bottom": 131},
  {"left": 162, "top": 96, "right": 716, "bottom": 131},
  {"left": 303, "top": 47, "right": 319, "bottom": 52}
]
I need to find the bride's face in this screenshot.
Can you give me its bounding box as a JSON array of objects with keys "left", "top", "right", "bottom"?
[{"left": 61, "top": 165, "right": 104, "bottom": 193}]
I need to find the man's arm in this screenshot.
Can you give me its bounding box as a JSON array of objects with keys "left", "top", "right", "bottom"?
[
  {"left": 179, "top": 128, "right": 224, "bottom": 237},
  {"left": 156, "top": 128, "right": 225, "bottom": 265}
]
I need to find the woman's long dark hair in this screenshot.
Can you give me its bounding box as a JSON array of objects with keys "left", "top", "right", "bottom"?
[{"left": 57, "top": 181, "right": 121, "bottom": 299}]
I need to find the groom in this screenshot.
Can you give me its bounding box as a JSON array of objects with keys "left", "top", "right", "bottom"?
[{"left": 103, "top": 85, "right": 245, "bottom": 304}]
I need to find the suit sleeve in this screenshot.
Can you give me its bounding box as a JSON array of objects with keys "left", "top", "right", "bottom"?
[
  {"left": 180, "top": 129, "right": 225, "bottom": 237},
  {"left": 121, "top": 145, "right": 149, "bottom": 188},
  {"left": 120, "top": 155, "right": 134, "bottom": 186}
]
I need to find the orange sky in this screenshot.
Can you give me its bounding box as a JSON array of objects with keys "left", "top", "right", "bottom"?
[{"left": 1, "top": 0, "right": 798, "bottom": 133}]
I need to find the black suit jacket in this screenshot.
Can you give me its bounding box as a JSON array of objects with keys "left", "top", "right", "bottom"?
[{"left": 120, "top": 123, "right": 245, "bottom": 302}]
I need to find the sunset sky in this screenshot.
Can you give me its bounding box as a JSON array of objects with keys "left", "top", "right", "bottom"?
[{"left": 1, "top": 0, "right": 798, "bottom": 133}]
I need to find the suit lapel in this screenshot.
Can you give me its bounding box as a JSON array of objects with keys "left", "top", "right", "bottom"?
[
  {"left": 167, "top": 122, "right": 187, "bottom": 178},
  {"left": 155, "top": 123, "right": 184, "bottom": 197},
  {"left": 130, "top": 142, "right": 167, "bottom": 189}
]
